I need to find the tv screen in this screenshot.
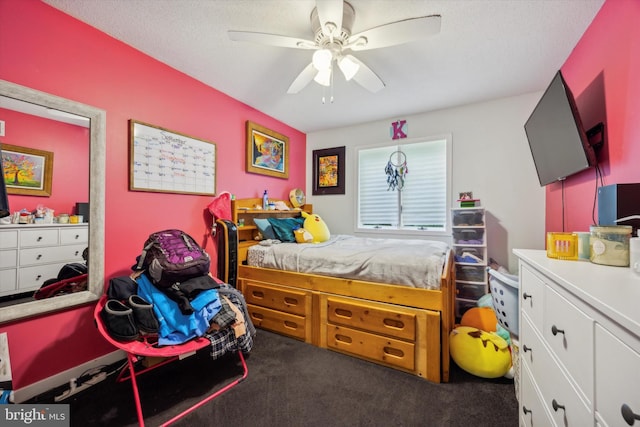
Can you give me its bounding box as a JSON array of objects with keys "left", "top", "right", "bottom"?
[
  {"left": 0, "top": 148, "right": 9, "bottom": 218},
  {"left": 524, "top": 70, "right": 596, "bottom": 186}
]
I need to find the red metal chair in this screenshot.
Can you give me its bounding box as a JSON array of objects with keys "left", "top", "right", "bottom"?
[{"left": 93, "top": 295, "right": 248, "bottom": 426}]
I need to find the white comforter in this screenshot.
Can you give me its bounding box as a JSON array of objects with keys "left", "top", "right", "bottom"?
[{"left": 247, "top": 235, "right": 449, "bottom": 289}]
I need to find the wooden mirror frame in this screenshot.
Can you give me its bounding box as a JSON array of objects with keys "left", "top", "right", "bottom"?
[{"left": 0, "top": 79, "right": 106, "bottom": 323}]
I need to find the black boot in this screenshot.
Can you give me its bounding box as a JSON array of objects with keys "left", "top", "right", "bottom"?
[
  {"left": 128, "top": 295, "right": 160, "bottom": 334},
  {"left": 101, "top": 300, "right": 139, "bottom": 341}
]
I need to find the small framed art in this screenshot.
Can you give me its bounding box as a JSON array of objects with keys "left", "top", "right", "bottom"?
[
  {"left": 246, "top": 121, "right": 289, "bottom": 179},
  {"left": 313, "top": 146, "right": 345, "bottom": 195},
  {"left": 1, "top": 143, "right": 54, "bottom": 196}
]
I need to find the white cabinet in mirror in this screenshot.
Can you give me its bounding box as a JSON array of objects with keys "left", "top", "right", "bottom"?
[{"left": 0, "top": 79, "right": 105, "bottom": 323}]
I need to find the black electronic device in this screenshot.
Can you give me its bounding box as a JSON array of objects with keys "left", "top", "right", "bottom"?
[
  {"left": 598, "top": 183, "right": 640, "bottom": 234},
  {"left": 75, "top": 202, "right": 89, "bottom": 222},
  {"left": 524, "top": 70, "right": 600, "bottom": 186}
]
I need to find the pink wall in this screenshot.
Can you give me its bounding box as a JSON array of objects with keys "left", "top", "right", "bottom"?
[
  {"left": 0, "top": 0, "right": 305, "bottom": 390},
  {"left": 548, "top": 0, "right": 640, "bottom": 233},
  {"left": 1, "top": 107, "right": 90, "bottom": 215}
]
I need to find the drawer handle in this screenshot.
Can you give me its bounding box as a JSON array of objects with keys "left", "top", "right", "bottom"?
[
  {"left": 622, "top": 403, "right": 640, "bottom": 425},
  {"left": 36, "top": 274, "right": 42, "bottom": 281},
  {"left": 523, "top": 292, "right": 532, "bottom": 300},
  {"left": 334, "top": 308, "right": 352, "bottom": 319},
  {"left": 522, "top": 406, "right": 532, "bottom": 415},
  {"left": 75, "top": 234, "right": 80, "bottom": 239},
  {"left": 37, "top": 254, "right": 43, "bottom": 260},
  {"left": 552, "top": 399, "right": 565, "bottom": 412},
  {"left": 251, "top": 291, "right": 264, "bottom": 299},
  {"left": 74, "top": 250, "right": 80, "bottom": 256},
  {"left": 37, "top": 236, "right": 43, "bottom": 242},
  {"left": 283, "top": 297, "right": 298, "bottom": 306},
  {"left": 522, "top": 344, "right": 532, "bottom": 353},
  {"left": 551, "top": 325, "right": 565, "bottom": 336}
]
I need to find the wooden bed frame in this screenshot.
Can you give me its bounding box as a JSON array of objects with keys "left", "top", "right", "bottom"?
[{"left": 231, "top": 197, "right": 455, "bottom": 383}]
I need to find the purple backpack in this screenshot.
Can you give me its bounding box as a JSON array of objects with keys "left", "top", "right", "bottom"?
[{"left": 136, "top": 229, "right": 210, "bottom": 288}]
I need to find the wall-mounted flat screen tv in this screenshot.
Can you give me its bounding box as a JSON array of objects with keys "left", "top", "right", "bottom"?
[{"left": 524, "top": 70, "right": 596, "bottom": 186}]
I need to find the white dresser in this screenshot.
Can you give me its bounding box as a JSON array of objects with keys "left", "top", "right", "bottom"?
[
  {"left": 514, "top": 249, "right": 640, "bottom": 427},
  {"left": 0, "top": 224, "right": 88, "bottom": 297}
]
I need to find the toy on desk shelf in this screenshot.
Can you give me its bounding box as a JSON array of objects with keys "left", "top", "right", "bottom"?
[{"left": 301, "top": 211, "right": 330, "bottom": 243}]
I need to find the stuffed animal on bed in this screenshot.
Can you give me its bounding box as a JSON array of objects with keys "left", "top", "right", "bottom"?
[{"left": 301, "top": 211, "right": 330, "bottom": 243}]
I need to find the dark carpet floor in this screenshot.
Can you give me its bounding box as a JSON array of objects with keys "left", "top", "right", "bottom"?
[{"left": 59, "top": 330, "right": 518, "bottom": 426}]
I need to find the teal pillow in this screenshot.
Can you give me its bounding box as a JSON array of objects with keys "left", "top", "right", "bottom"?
[
  {"left": 253, "top": 218, "right": 277, "bottom": 240},
  {"left": 267, "top": 217, "right": 304, "bottom": 243}
]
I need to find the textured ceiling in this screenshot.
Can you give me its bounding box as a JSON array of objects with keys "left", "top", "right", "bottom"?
[{"left": 42, "top": 0, "right": 605, "bottom": 133}]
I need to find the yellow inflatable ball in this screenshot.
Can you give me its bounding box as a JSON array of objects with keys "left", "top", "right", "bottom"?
[
  {"left": 449, "top": 326, "right": 512, "bottom": 378},
  {"left": 460, "top": 306, "right": 498, "bottom": 332},
  {"left": 301, "top": 211, "right": 330, "bottom": 243}
]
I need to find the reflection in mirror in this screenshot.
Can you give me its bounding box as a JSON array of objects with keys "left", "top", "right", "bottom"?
[{"left": 0, "top": 80, "right": 105, "bottom": 323}]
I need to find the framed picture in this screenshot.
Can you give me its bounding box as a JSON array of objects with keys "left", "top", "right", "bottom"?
[
  {"left": 1, "top": 143, "right": 54, "bottom": 196},
  {"left": 246, "top": 121, "right": 289, "bottom": 179},
  {"left": 313, "top": 146, "right": 345, "bottom": 195},
  {"left": 129, "top": 120, "right": 216, "bottom": 195}
]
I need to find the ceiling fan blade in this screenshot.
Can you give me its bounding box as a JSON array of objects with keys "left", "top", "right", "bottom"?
[
  {"left": 228, "top": 30, "right": 316, "bottom": 49},
  {"left": 348, "top": 56, "right": 385, "bottom": 93},
  {"left": 315, "top": 0, "right": 343, "bottom": 39},
  {"left": 287, "top": 63, "right": 318, "bottom": 94},
  {"left": 347, "top": 15, "right": 441, "bottom": 51}
]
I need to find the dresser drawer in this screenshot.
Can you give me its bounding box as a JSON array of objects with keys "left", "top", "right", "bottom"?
[
  {"left": 544, "top": 285, "right": 594, "bottom": 401},
  {"left": 0, "top": 249, "right": 17, "bottom": 269},
  {"left": 60, "top": 227, "right": 88, "bottom": 245},
  {"left": 520, "top": 362, "right": 552, "bottom": 427},
  {"left": 0, "top": 269, "right": 17, "bottom": 293},
  {"left": 520, "top": 264, "right": 544, "bottom": 329},
  {"left": 243, "top": 282, "right": 310, "bottom": 316},
  {"left": 19, "top": 263, "right": 63, "bottom": 290},
  {"left": 0, "top": 230, "right": 18, "bottom": 249},
  {"left": 521, "top": 315, "right": 592, "bottom": 426},
  {"left": 325, "top": 295, "right": 416, "bottom": 341},
  {"left": 20, "top": 228, "right": 59, "bottom": 247},
  {"left": 595, "top": 324, "right": 640, "bottom": 427},
  {"left": 19, "top": 244, "right": 86, "bottom": 266},
  {"left": 247, "top": 303, "right": 308, "bottom": 341},
  {"left": 326, "top": 323, "right": 416, "bottom": 371}
]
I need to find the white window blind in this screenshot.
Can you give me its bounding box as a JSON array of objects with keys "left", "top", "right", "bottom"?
[{"left": 357, "top": 138, "right": 448, "bottom": 232}]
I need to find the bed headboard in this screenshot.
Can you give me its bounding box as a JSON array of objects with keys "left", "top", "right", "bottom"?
[{"left": 231, "top": 197, "right": 312, "bottom": 263}]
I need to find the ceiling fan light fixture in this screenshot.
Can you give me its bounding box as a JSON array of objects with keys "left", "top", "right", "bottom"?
[
  {"left": 314, "top": 67, "right": 332, "bottom": 86},
  {"left": 312, "top": 48, "right": 333, "bottom": 70},
  {"left": 338, "top": 56, "right": 360, "bottom": 81}
]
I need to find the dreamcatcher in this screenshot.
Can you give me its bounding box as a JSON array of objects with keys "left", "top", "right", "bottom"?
[{"left": 385, "top": 150, "right": 408, "bottom": 191}]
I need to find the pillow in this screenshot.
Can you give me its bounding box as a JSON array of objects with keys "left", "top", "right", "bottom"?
[
  {"left": 266, "top": 217, "right": 305, "bottom": 243},
  {"left": 253, "top": 218, "right": 277, "bottom": 240}
]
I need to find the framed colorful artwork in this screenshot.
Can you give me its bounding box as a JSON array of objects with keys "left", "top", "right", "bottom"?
[
  {"left": 246, "top": 121, "right": 289, "bottom": 179},
  {"left": 313, "top": 146, "right": 345, "bottom": 195},
  {"left": 1, "top": 143, "right": 54, "bottom": 196}
]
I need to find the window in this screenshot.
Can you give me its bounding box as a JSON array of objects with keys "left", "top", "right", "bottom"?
[{"left": 356, "top": 136, "right": 450, "bottom": 235}]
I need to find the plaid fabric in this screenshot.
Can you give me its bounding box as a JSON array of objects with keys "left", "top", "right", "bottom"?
[
  {"left": 211, "top": 295, "right": 236, "bottom": 329},
  {"left": 205, "top": 283, "right": 255, "bottom": 358}
]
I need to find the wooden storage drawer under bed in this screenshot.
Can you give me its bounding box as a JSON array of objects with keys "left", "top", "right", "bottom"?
[
  {"left": 242, "top": 281, "right": 313, "bottom": 343},
  {"left": 317, "top": 294, "right": 442, "bottom": 380}
]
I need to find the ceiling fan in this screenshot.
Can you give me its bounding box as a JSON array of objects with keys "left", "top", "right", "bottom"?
[{"left": 228, "top": 0, "right": 441, "bottom": 97}]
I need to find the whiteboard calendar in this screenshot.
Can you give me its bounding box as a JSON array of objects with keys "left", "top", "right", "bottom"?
[{"left": 129, "top": 120, "right": 216, "bottom": 195}]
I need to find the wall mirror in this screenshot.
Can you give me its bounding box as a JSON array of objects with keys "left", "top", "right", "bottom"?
[{"left": 0, "top": 79, "right": 105, "bottom": 323}]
